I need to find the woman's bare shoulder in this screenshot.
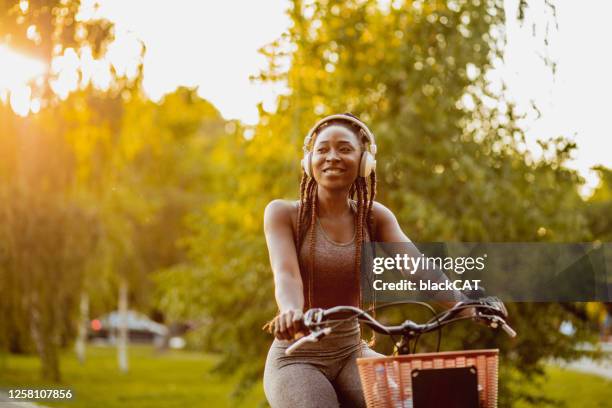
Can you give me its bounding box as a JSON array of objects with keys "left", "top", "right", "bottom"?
[
  {"left": 264, "top": 199, "right": 299, "bottom": 230},
  {"left": 369, "top": 201, "right": 401, "bottom": 240},
  {"left": 371, "top": 200, "right": 397, "bottom": 223}
]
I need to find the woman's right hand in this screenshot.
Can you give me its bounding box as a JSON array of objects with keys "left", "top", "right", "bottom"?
[{"left": 273, "top": 309, "right": 307, "bottom": 340}]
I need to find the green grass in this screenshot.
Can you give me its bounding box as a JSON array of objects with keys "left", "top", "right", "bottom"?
[
  {"left": 0, "top": 345, "right": 264, "bottom": 408},
  {"left": 515, "top": 366, "right": 612, "bottom": 408},
  {"left": 1, "top": 347, "right": 611, "bottom": 407}
]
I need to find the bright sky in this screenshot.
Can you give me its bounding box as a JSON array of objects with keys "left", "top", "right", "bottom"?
[
  {"left": 94, "top": 0, "right": 291, "bottom": 125},
  {"left": 500, "top": 0, "right": 612, "bottom": 194},
  {"left": 1, "top": 0, "right": 610, "bottom": 194}
]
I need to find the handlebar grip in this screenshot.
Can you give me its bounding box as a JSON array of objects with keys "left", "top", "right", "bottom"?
[
  {"left": 501, "top": 322, "right": 517, "bottom": 338},
  {"left": 284, "top": 328, "right": 331, "bottom": 355}
]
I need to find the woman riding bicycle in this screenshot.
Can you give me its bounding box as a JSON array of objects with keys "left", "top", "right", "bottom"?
[{"left": 262, "top": 113, "right": 471, "bottom": 408}]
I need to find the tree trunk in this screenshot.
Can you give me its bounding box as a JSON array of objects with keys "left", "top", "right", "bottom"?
[
  {"left": 29, "top": 293, "right": 61, "bottom": 382},
  {"left": 117, "top": 278, "right": 129, "bottom": 373},
  {"left": 75, "top": 291, "right": 89, "bottom": 364}
]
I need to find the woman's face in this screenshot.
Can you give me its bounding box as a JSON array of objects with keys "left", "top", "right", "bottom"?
[{"left": 311, "top": 125, "right": 362, "bottom": 190}]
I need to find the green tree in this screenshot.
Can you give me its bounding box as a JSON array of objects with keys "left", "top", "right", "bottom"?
[
  {"left": 586, "top": 166, "right": 612, "bottom": 241},
  {"left": 0, "top": 99, "right": 100, "bottom": 381},
  {"left": 156, "top": 1, "right": 598, "bottom": 406},
  {"left": 0, "top": 0, "right": 142, "bottom": 378}
]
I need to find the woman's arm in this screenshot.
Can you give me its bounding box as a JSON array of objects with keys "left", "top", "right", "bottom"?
[
  {"left": 371, "top": 201, "right": 411, "bottom": 243},
  {"left": 371, "top": 202, "right": 469, "bottom": 309},
  {"left": 263, "top": 199, "right": 306, "bottom": 340}
]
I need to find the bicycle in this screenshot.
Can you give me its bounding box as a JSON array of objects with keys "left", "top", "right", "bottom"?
[{"left": 285, "top": 298, "right": 516, "bottom": 408}]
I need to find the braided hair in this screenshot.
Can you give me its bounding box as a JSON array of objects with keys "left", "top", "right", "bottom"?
[{"left": 295, "top": 116, "right": 377, "bottom": 310}]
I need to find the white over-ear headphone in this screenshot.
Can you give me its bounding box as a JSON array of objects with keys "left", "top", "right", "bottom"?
[{"left": 301, "top": 113, "right": 377, "bottom": 179}]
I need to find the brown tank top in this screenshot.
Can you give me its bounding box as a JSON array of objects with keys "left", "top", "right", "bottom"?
[{"left": 296, "top": 201, "right": 370, "bottom": 310}]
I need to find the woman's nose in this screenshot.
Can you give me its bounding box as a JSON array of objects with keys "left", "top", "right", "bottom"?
[{"left": 325, "top": 149, "right": 340, "bottom": 161}]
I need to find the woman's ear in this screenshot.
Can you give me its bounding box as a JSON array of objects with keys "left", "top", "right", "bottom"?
[{"left": 361, "top": 135, "right": 369, "bottom": 152}]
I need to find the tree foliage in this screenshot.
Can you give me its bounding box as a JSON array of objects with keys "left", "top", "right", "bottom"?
[
  {"left": 155, "top": 1, "right": 599, "bottom": 406},
  {"left": 0, "top": 0, "right": 224, "bottom": 380},
  {"left": 586, "top": 166, "right": 612, "bottom": 241},
  {"left": 0, "top": 1, "right": 608, "bottom": 406}
]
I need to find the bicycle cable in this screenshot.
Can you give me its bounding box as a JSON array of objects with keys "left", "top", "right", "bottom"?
[
  {"left": 307, "top": 301, "right": 441, "bottom": 354},
  {"left": 411, "top": 303, "right": 442, "bottom": 354},
  {"left": 365, "top": 301, "right": 438, "bottom": 349},
  {"left": 413, "top": 303, "right": 500, "bottom": 353},
  {"left": 416, "top": 304, "right": 487, "bottom": 353}
]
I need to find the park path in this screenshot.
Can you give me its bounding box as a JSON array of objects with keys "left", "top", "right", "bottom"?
[
  {"left": 560, "top": 357, "right": 612, "bottom": 379},
  {"left": 552, "top": 342, "right": 612, "bottom": 380},
  {"left": 0, "top": 393, "right": 50, "bottom": 407}
]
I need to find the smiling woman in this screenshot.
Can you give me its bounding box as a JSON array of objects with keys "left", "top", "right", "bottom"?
[
  {"left": 262, "top": 113, "right": 383, "bottom": 407},
  {"left": 260, "top": 113, "right": 473, "bottom": 408}
]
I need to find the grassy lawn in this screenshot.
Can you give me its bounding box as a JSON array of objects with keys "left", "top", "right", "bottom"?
[
  {"left": 515, "top": 366, "right": 612, "bottom": 408},
  {"left": 0, "top": 345, "right": 265, "bottom": 408},
  {"left": 1, "top": 347, "right": 610, "bottom": 407}
]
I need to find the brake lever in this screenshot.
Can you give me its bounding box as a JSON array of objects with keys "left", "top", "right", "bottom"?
[
  {"left": 476, "top": 312, "right": 517, "bottom": 338},
  {"left": 303, "top": 308, "right": 324, "bottom": 327},
  {"left": 285, "top": 328, "right": 332, "bottom": 355},
  {"left": 482, "top": 297, "right": 507, "bottom": 316}
]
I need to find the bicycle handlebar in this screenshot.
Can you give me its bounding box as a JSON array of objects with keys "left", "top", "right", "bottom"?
[{"left": 285, "top": 299, "right": 516, "bottom": 355}]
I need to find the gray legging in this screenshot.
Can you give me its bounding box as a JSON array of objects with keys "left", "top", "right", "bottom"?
[{"left": 263, "top": 319, "right": 383, "bottom": 408}]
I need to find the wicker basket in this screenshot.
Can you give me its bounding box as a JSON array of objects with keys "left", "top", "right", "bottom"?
[{"left": 357, "top": 349, "right": 499, "bottom": 408}]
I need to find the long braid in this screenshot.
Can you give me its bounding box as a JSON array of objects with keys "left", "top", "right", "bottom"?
[
  {"left": 366, "top": 172, "right": 377, "bottom": 342},
  {"left": 307, "top": 185, "right": 318, "bottom": 309},
  {"left": 355, "top": 175, "right": 379, "bottom": 345},
  {"left": 296, "top": 161, "right": 377, "bottom": 315},
  {"left": 298, "top": 178, "right": 316, "bottom": 247},
  {"left": 305, "top": 179, "right": 317, "bottom": 226},
  {"left": 367, "top": 172, "right": 376, "bottom": 238},
  {"left": 354, "top": 177, "right": 365, "bottom": 310},
  {"left": 296, "top": 173, "right": 308, "bottom": 244},
  {"left": 305, "top": 180, "right": 316, "bottom": 231}
]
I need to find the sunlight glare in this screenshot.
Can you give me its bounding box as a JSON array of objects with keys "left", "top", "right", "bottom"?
[
  {"left": 0, "top": 44, "right": 46, "bottom": 115},
  {"left": 78, "top": 45, "right": 95, "bottom": 86},
  {"left": 9, "top": 85, "right": 32, "bottom": 116},
  {"left": 30, "top": 98, "right": 41, "bottom": 113},
  {"left": 106, "top": 31, "right": 141, "bottom": 79},
  {"left": 91, "top": 59, "right": 112, "bottom": 90},
  {"left": 76, "top": 0, "right": 101, "bottom": 21},
  {"left": 50, "top": 48, "right": 80, "bottom": 99},
  {"left": 0, "top": 45, "right": 46, "bottom": 90}
]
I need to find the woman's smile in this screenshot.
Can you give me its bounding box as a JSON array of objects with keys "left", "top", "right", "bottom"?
[{"left": 323, "top": 167, "right": 346, "bottom": 175}]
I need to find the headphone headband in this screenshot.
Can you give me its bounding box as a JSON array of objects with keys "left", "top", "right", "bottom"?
[{"left": 303, "top": 114, "right": 377, "bottom": 155}]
